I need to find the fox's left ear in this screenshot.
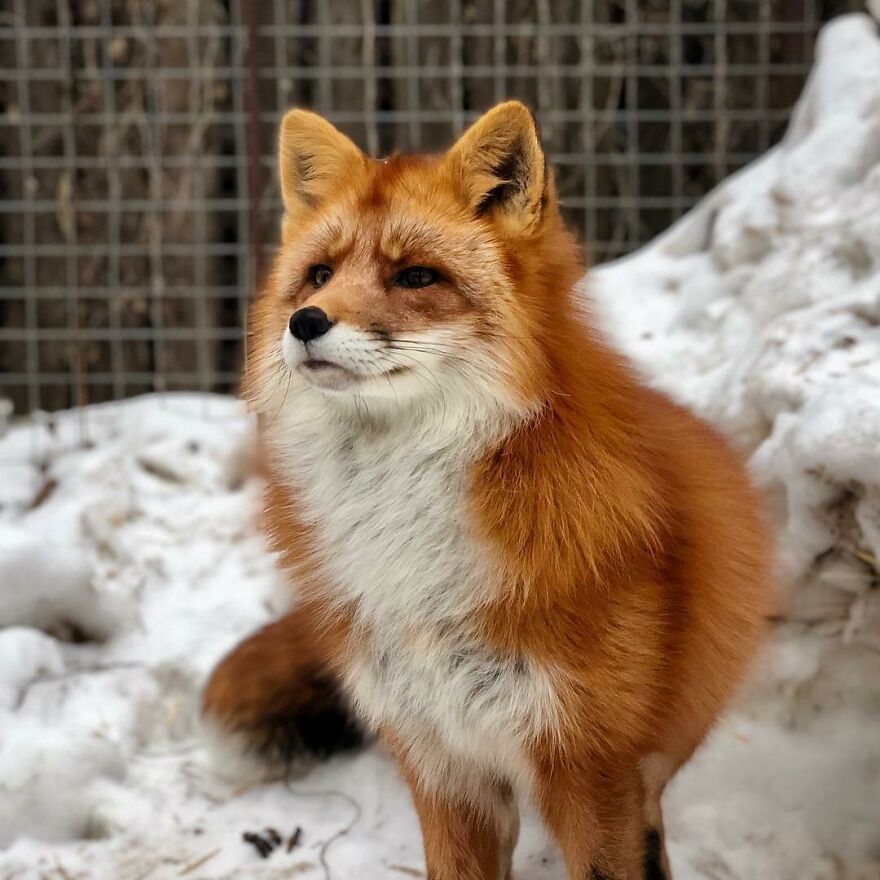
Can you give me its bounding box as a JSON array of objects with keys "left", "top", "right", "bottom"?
[
  {"left": 444, "top": 101, "right": 548, "bottom": 233},
  {"left": 278, "top": 109, "right": 366, "bottom": 217}
]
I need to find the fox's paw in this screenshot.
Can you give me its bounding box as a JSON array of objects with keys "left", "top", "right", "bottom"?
[{"left": 200, "top": 622, "right": 366, "bottom": 782}]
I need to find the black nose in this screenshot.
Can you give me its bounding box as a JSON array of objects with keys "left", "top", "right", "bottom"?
[{"left": 289, "top": 306, "right": 332, "bottom": 343}]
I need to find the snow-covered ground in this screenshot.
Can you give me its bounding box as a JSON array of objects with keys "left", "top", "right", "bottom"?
[{"left": 2, "top": 11, "right": 879, "bottom": 880}]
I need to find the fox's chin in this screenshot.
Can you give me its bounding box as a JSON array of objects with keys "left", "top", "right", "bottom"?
[
  {"left": 297, "top": 360, "right": 411, "bottom": 394},
  {"left": 297, "top": 359, "right": 362, "bottom": 391}
]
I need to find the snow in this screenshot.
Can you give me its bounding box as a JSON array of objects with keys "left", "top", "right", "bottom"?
[{"left": 1, "top": 11, "right": 879, "bottom": 879}]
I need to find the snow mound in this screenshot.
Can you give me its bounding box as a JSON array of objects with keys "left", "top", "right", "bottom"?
[
  {"left": 0, "top": 524, "right": 122, "bottom": 640},
  {"left": 0, "top": 11, "right": 878, "bottom": 880},
  {"left": 593, "top": 12, "right": 880, "bottom": 640}
]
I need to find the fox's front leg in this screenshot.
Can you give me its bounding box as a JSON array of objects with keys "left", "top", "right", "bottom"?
[
  {"left": 389, "top": 733, "right": 519, "bottom": 880},
  {"left": 201, "top": 605, "right": 365, "bottom": 772},
  {"left": 534, "top": 758, "right": 666, "bottom": 880}
]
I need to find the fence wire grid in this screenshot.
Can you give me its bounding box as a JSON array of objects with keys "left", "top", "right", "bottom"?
[{"left": 0, "top": 0, "right": 862, "bottom": 414}]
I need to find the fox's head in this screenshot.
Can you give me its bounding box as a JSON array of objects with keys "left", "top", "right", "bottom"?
[{"left": 247, "top": 101, "right": 584, "bottom": 428}]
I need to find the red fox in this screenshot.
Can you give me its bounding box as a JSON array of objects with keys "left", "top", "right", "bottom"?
[{"left": 202, "top": 102, "right": 772, "bottom": 880}]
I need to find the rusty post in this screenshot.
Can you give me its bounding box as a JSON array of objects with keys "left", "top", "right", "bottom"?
[{"left": 242, "top": 0, "right": 263, "bottom": 291}]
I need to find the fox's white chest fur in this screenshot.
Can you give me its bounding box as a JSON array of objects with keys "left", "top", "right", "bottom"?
[{"left": 269, "top": 390, "right": 557, "bottom": 791}]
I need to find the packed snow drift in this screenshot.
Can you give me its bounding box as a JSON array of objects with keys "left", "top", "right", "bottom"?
[{"left": 1, "top": 11, "right": 879, "bottom": 880}]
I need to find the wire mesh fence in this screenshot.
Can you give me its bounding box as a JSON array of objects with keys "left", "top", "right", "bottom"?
[{"left": 0, "top": 0, "right": 862, "bottom": 414}]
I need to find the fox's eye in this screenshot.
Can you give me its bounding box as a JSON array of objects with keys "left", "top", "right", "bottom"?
[
  {"left": 396, "top": 267, "right": 439, "bottom": 289},
  {"left": 308, "top": 264, "right": 333, "bottom": 288}
]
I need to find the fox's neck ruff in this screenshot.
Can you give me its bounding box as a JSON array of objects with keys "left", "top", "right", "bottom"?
[
  {"left": 262, "top": 369, "right": 520, "bottom": 620},
  {"left": 265, "top": 347, "right": 534, "bottom": 462},
  {"left": 262, "top": 345, "right": 566, "bottom": 792}
]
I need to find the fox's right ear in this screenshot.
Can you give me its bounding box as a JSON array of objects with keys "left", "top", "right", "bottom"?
[
  {"left": 278, "top": 109, "right": 366, "bottom": 216},
  {"left": 444, "top": 101, "right": 548, "bottom": 235}
]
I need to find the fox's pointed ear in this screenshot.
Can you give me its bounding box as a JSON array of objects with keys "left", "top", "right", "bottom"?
[
  {"left": 278, "top": 109, "right": 366, "bottom": 216},
  {"left": 444, "top": 102, "right": 548, "bottom": 232}
]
